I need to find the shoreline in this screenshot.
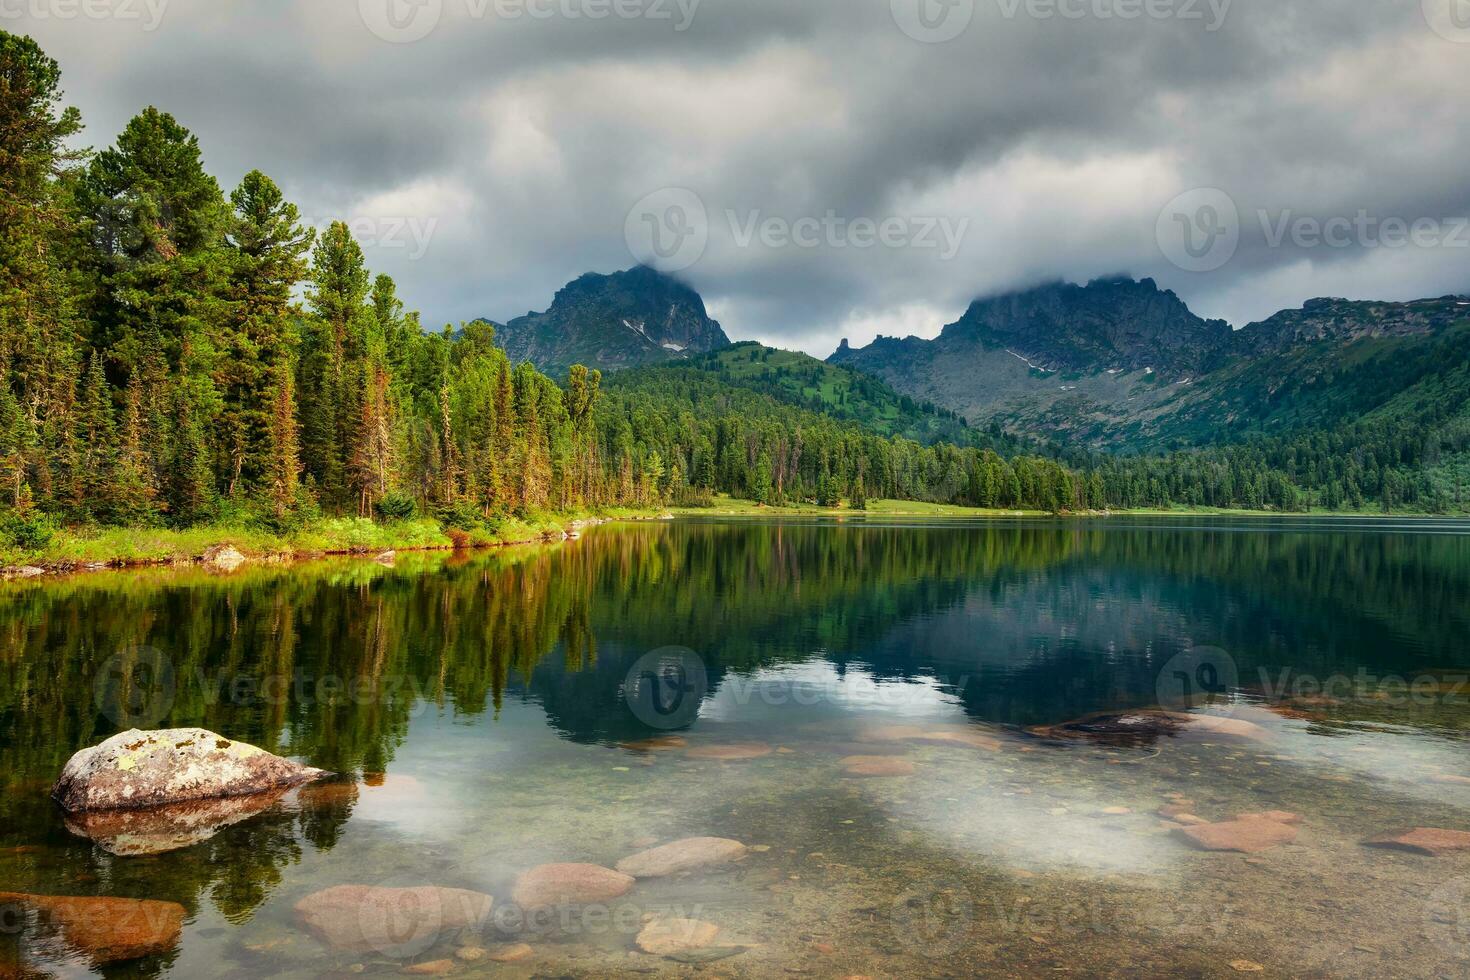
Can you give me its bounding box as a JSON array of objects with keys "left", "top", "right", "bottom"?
[
  {"left": 670, "top": 496, "right": 1467, "bottom": 521},
  {"left": 0, "top": 508, "right": 673, "bottom": 580},
  {"left": 6, "top": 499, "right": 1466, "bottom": 580}
]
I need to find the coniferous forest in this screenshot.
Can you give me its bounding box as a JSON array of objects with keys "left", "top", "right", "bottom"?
[{"left": 0, "top": 30, "right": 1459, "bottom": 563}]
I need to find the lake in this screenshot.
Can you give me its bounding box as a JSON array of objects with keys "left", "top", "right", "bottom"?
[{"left": 3, "top": 517, "right": 1470, "bottom": 977}]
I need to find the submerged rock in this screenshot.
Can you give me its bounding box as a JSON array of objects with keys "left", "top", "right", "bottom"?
[
  {"left": 1174, "top": 817, "right": 1298, "bottom": 853},
  {"left": 840, "top": 756, "right": 917, "bottom": 778},
  {"left": 510, "top": 864, "right": 634, "bottom": 909},
  {"left": 636, "top": 917, "right": 721, "bottom": 956},
  {"left": 1362, "top": 828, "right": 1470, "bottom": 856},
  {"left": 1238, "top": 811, "right": 1302, "bottom": 826},
  {"left": 486, "top": 943, "right": 534, "bottom": 962},
  {"left": 0, "top": 892, "right": 185, "bottom": 965},
  {"left": 1030, "top": 710, "right": 1269, "bottom": 746},
  {"left": 619, "top": 736, "right": 688, "bottom": 753},
  {"left": 53, "top": 729, "right": 329, "bottom": 813},
  {"left": 62, "top": 788, "right": 288, "bottom": 856},
  {"left": 684, "top": 743, "right": 773, "bottom": 761},
  {"left": 402, "top": 958, "right": 455, "bottom": 975},
  {"left": 294, "top": 885, "right": 494, "bottom": 953},
  {"left": 858, "top": 725, "right": 1001, "bottom": 751},
  {"left": 616, "top": 837, "right": 748, "bottom": 878},
  {"left": 910, "top": 730, "right": 1002, "bottom": 751}
]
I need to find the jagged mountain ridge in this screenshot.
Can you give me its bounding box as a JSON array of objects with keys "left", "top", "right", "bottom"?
[
  {"left": 484, "top": 266, "right": 731, "bottom": 375},
  {"left": 829, "top": 278, "right": 1470, "bottom": 452}
]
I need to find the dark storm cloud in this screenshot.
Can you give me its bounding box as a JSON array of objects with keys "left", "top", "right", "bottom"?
[{"left": 13, "top": 0, "right": 1470, "bottom": 353}]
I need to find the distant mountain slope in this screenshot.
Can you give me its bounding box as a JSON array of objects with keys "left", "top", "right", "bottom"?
[
  {"left": 486, "top": 266, "right": 730, "bottom": 375},
  {"left": 608, "top": 342, "right": 1036, "bottom": 455},
  {"left": 830, "top": 279, "right": 1470, "bottom": 453}
]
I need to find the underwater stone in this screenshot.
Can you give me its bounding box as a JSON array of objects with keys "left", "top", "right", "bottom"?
[
  {"left": 0, "top": 892, "right": 185, "bottom": 966},
  {"left": 511, "top": 864, "right": 634, "bottom": 909},
  {"left": 1362, "top": 828, "right": 1470, "bottom": 856},
  {"left": 616, "top": 837, "right": 748, "bottom": 878}
]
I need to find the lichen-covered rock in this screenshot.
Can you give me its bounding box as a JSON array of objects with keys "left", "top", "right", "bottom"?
[
  {"left": 295, "top": 885, "right": 494, "bottom": 953},
  {"left": 63, "top": 788, "right": 288, "bottom": 855},
  {"left": 53, "top": 729, "right": 329, "bottom": 813},
  {"left": 0, "top": 892, "right": 185, "bottom": 965},
  {"left": 616, "top": 837, "right": 748, "bottom": 878},
  {"left": 510, "top": 863, "right": 633, "bottom": 909}
]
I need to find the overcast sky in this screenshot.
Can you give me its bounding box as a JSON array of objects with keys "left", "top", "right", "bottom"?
[{"left": 15, "top": 0, "right": 1470, "bottom": 355}]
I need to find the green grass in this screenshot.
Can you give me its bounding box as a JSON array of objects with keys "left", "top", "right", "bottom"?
[
  {"left": 1, "top": 506, "right": 665, "bottom": 570},
  {"left": 674, "top": 495, "right": 1046, "bottom": 517}
]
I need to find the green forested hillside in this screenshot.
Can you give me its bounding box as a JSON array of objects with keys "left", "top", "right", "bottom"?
[{"left": 613, "top": 342, "right": 1025, "bottom": 451}]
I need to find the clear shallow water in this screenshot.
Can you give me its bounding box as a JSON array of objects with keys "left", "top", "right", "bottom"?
[{"left": 2, "top": 517, "right": 1470, "bottom": 977}]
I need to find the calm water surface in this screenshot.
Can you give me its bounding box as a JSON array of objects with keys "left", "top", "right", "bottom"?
[{"left": 3, "top": 517, "right": 1470, "bottom": 977}]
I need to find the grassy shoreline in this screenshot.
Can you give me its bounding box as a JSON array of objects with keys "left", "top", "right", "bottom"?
[
  {"left": 0, "top": 507, "right": 668, "bottom": 575},
  {"left": 6, "top": 497, "right": 1463, "bottom": 577},
  {"left": 672, "top": 495, "right": 1467, "bottom": 520}
]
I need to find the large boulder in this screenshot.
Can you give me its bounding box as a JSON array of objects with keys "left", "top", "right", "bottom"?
[
  {"left": 616, "top": 838, "right": 748, "bottom": 878},
  {"left": 0, "top": 892, "right": 185, "bottom": 966},
  {"left": 53, "top": 729, "right": 329, "bottom": 813},
  {"left": 295, "top": 885, "right": 494, "bottom": 953},
  {"left": 510, "top": 864, "right": 633, "bottom": 909}
]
